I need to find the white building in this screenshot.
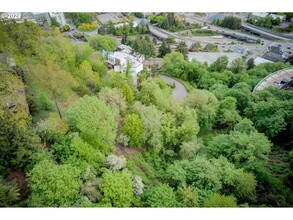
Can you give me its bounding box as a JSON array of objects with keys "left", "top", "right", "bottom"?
[
  {"left": 254, "top": 57, "right": 273, "bottom": 66},
  {"left": 250, "top": 12, "right": 269, "bottom": 20},
  {"left": 49, "top": 12, "right": 67, "bottom": 27},
  {"left": 107, "top": 51, "right": 144, "bottom": 85}
]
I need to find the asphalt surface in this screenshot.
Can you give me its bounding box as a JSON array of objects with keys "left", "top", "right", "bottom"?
[{"left": 159, "top": 75, "right": 187, "bottom": 101}]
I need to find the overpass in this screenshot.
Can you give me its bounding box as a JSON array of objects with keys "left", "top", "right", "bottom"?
[
  {"left": 241, "top": 23, "right": 293, "bottom": 41},
  {"left": 253, "top": 67, "right": 293, "bottom": 92}
]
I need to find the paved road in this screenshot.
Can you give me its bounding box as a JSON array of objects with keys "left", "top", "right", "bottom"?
[{"left": 159, "top": 75, "right": 187, "bottom": 101}]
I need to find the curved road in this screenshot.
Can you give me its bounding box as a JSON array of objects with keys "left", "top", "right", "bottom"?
[{"left": 159, "top": 75, "right": 187, "bottom": 101}]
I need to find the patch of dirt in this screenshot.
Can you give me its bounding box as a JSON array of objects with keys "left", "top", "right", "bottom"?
[
  {"left": 115, "top": 144, "right": 143, "bottom": 157},
  {"left": 7, "top": 170, "right": 29, "bottom": 199}
]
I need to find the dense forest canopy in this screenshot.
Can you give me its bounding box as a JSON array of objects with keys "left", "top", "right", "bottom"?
[{"left": 0, "top": 18, "right": 292, "bottom": 208}]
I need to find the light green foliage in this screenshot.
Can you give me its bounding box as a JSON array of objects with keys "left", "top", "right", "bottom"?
[
  {"left": 163, "top": 52, "right": 208, "bottom": 85},
  {"left": 244, "top": 97, "right": 290, "bottom": 138},
  {"left": 203, "top": 193, "right": 238, "bottom": 207},
  {"left": 165, "top": 161, "right": 187, "bottom": 185},
  {"left": 100, "top": 171, "right": 135, "bottom": 207},
  {"left": 179, "top": 140, "right": 200, "bottom": 159},
  {"left": 78, "top": 60, "right": 99, "bottom": 89},
  {"left": 127, "top": 36, "right": 156, "bottom": 58},
  {"left": 216, "top": 96, "right": 241, "bottom": 128},
  {"left": 162, "top": 105, "right": 199, "bottom": 151},
  {"left": 184, "top": 89, "right": 219, "bottom": 130},
  {"left": 67, "top": 95, "right": 118, "bottom": 154},
  {"left": 28, "top": 160, "right": 82, "bottom": 207},
  {"left": 122, "top": 113, "right": 143, "bottom": 148},
  {"left": 36, "top": 112, "right": 69, "bottom": 142},
  {"left": 144, "top": 183, "right": 180, "bottom": 207},
  {"left": 98, "top": 87, "right": 127, "bottom": 115},
  {"left": 63, "top": 24, "right": 70, "bottom": 31},
  {"left": 0, "top": 177, "right": 20, "bottom": 207},
  {"left": 0, "top": 20, "right": 42, "bottom": 56},
  {"left": 208, "top": 127, "right": 271, "bottom": 172},
  {"left": 209, "top": 56, "right": 229, "bottom": 72},
  {"left": 234, "top": 118, "right": 256, "bottom": 134},
  {"left": 211, "top": 156, "right": 257, "bottom": 201},
  {"left": 66, "top": 13, "right": 92, "bottom": 27},
  {"left": 132, "top": 102, "right": 164, "bottom": 151},
  {"left": 98, "top": 71, "right": 135, "bottom": 102},
  {"left": 182, "top": 157, "right": 222, "bottom": 192},
  {"left": 204, "top": 43, "right": 218, "bottom": 52},
  {"left": 70, "top": 136, "right": 104, "bottom": 170},
  {"left": 139, "top": 78, "right": 172, "bottom": 111},
  {"left": 37, "top": 34, "right": 76, "bottom": 70},
  {"left": 28, "top": 61, "right": 76, "bottom": 116},
  {"left": 74, "top": 43, "right": 94, "bottom": 66},
  {"left": 230, "top": 58, "right": 247, "bottom": 74},
  {"left": 105, "top": 155, "right": 126, "bottom": 171},
  {"left": 116, "top": 133, "right": 129, "bottom": 147},
  {"left": 177, "top": 183, "right": 199, "bottom": 207},
  {"left": 133, "top": 175, "right": 144, "bottom": 196},
  {"left": 166, "top": 157, "right": 222, "bottom": 192},
  {"left": 90, "top": 35, "right": 117, "bottom": 52},
  {"left": 163, "top": 52, "right": 186, "bottom": 78}
]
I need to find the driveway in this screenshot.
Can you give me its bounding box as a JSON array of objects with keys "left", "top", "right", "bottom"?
[{"left": 159, "top": 75, "right": 187, "bottom": 101}]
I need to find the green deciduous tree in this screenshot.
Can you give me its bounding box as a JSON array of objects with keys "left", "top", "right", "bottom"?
[
  {"left": 203, "top": 193, "right": 238, "bottom": 207},
  {"left": 98, "top": 87, "right": 127, "bottom": 115},
  {"left": 230, "top": 58, "right": 247, "bottom": 74},
  {"left": 158, "top": 40, "right": 171, "bottom": 58},
  {"left": 36, "top": 112, "right": 69, "bottom": 142},
  {"left": 70, "top": 135, "right": 104, "bottom": 170},
  {"left": 122, "top": 114, "right": 143, "bottom": 148},
  {"left": 176, "top": 41, "right": 189, "bottom": 60},
  {"left": 209, "top": 56, "right": 229, "bottom": 72},
  {"left": 28, "top": 160, "right": 82, "bottom": 207},
  {"left": 67, "top": 95, "right": 118, "bottom": 154},
  {"left": 100, "top": 171, "right": 135, "bottom": 207},
  {"left": 28, "top": 61, "right": 76, "bottom": 118},
  {"left": 0, "top": 109, "right": 41, "bottom": 172},
  {"left": 139, "top": 78, "right": 172, "bottom": 111},
  {"left": 207, "top": 127, "right": 271, "bottom": 172},
  {"left": 184, "top": 89, "right": 219, "bottom": 130},
  {"left": 132, "top": 102, "right": 164, "bottom": 152},
  {"left": 177, "top": 183, "right": 199, "bottom": 207},
  {"left": 144, "top": 183, "right": 180, "bottom": 207},
  {"left": 127, "top": 36, "right": 156, "bottom": 58},
  {"left": 216, "top": 96, "right": 241, "bottom": 128},
  {"left": 0, "top": 177, "right": 20, "bottom": 207},
  {"left": 90, "top": 35, "right": 117, "bottom": 52}
]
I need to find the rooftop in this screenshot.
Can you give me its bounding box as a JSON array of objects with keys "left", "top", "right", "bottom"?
[{"left": 108, "top": 52, "right": 142, "bottom": 68}]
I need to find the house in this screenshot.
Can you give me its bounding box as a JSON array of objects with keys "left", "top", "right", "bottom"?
[
  {"left": 233, "top": 45, "right": 248, "bottom": 55},
  {"left": 32, "top": 12, "right": 51, "bottom": 25},
  {"left": 250, "top": 12, "right": 269, "bottom": 20},
  {"left": 49, "top": 12, "right": 67, "bottom": 27},
  {"left": 269, "top": 14, "right": 285, "bottom": 21},
  {"left": 254, "top": 57, "right": 273, "bottom": 66},
  {"left": 107, "top": 51, "right": 143, "bottom": 86}
]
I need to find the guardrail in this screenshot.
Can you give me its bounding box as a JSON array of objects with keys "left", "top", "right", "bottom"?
[
  {"left": 243, "top": 23, "right": 293, "bottom": 40},
  {"left": 253, "top": 67, "right": 293, "bottom": 92}
]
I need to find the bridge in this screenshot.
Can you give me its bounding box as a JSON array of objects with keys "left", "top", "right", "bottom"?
[
  {"left": 241, "top": 23, "right": 293, "bottom": 41},
  {"left": 253, "top": 67, "right": 293, "bottom": 92}
]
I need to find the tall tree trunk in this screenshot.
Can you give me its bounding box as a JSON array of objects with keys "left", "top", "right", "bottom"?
[{"left": 54, "top": 99, "right": 62, "bottom": 119}]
